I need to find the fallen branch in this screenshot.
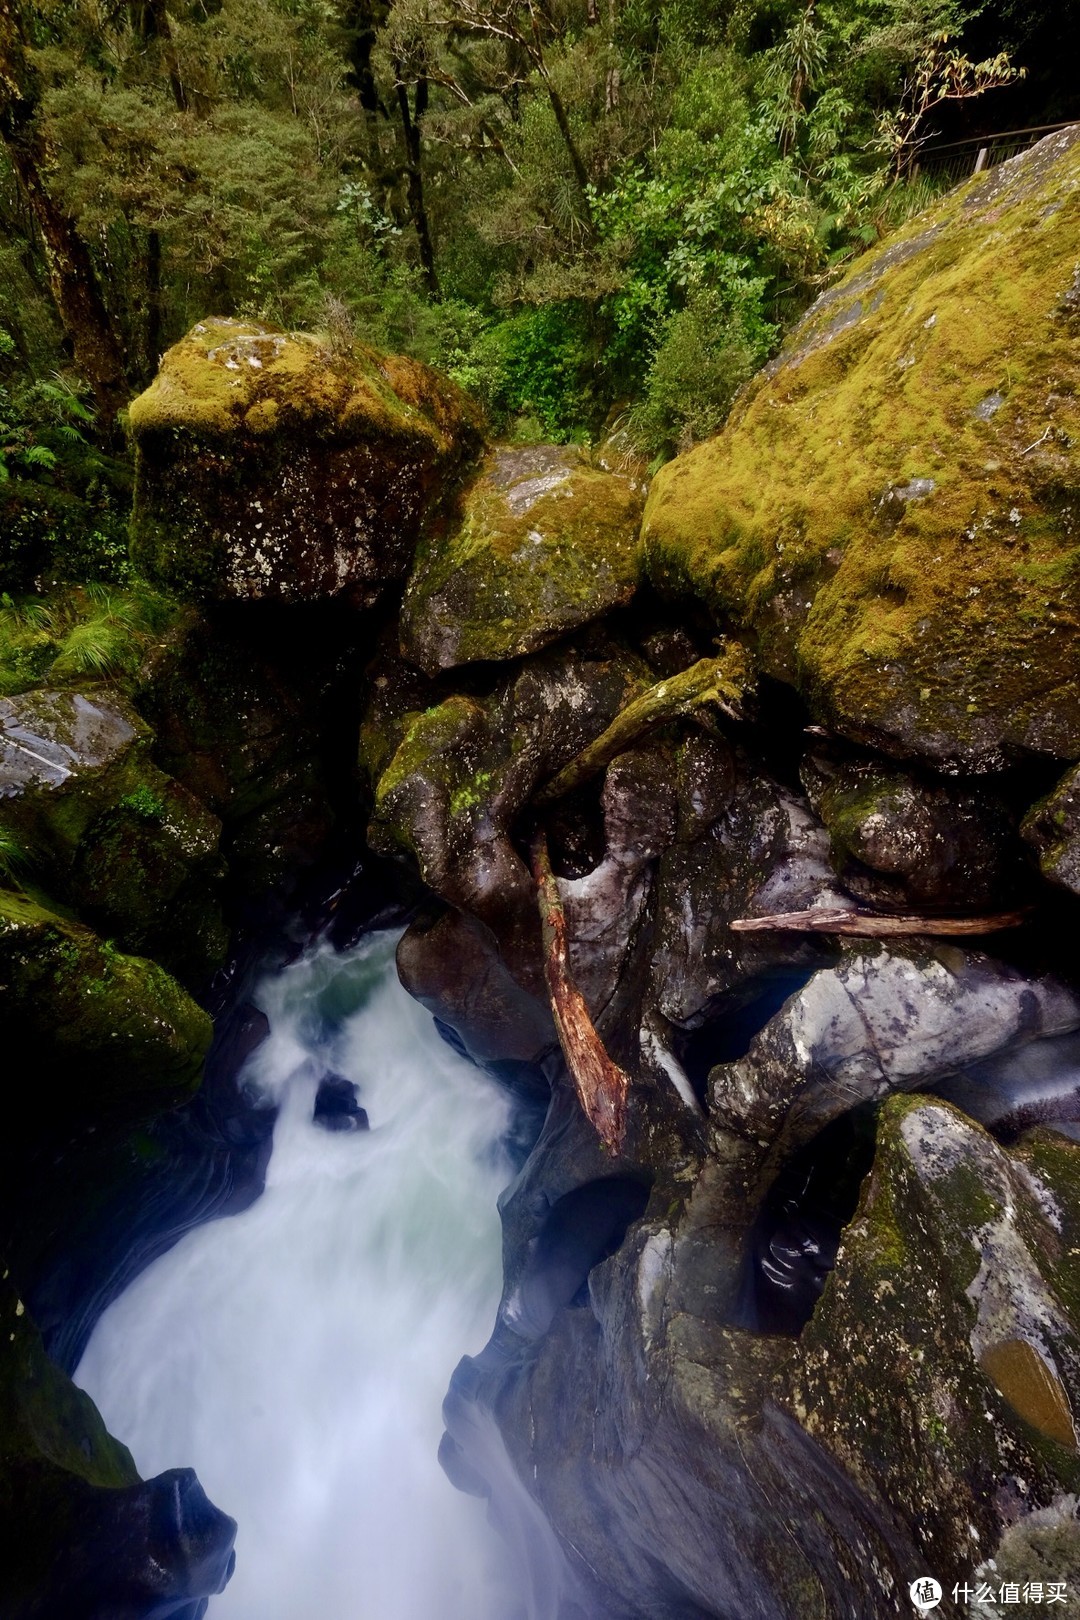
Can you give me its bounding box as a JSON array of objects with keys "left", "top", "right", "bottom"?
[
  {"left": 730, "top": 906, "right": 1029, "bottom": 937},
  {"left": 531, "top": 827, "right": 628, "bottom": 1153},
  {"left": 533, "top": 644, "right": 752, "bottom": 808}
]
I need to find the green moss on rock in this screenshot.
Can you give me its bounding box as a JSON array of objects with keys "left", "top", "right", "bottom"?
[
  {"left": 400, "top": 444, "right": 646, "bottom": 673},
  {"left": 130, "top": 318, "right": 484, "bottom": 603},
  {"left": 0, "top": 888, "right": 211, "bottom": 1121},
  {"left": 784, "top": 1097, "right": 1080, "bottom": 1593},
  {"left": 643, "top": 128, "right": 1080, "bottom": 769},
  {"left": 0, "top": 687, "right": 226, "bottom": 981},
  {"left": 1022, "top": 762, "right": 1080, "bottom": 895}
]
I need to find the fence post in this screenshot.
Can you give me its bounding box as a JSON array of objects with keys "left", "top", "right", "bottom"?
[{"left": 973, "top": 146, "right": 990, "bottom": 174}]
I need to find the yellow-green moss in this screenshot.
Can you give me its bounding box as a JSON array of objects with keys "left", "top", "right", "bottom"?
[
  {"left": 400, "top": 447, "right": 645, "bottom": 673},
  {"left": 129, "top": 318, "right": 485, "bottom": 603},
  {"left": 644, "top": 129, "right": 1080, "bottom": 766}
]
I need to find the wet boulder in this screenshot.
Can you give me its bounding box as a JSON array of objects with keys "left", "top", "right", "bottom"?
[
  {"left": 312, "top": 1075, "right": 369, "bottom": 1132},
  {"left": 129, "top": 318, "right": 483, "bottom": 605},
  {"left": 365, "top": 643, "right": 648, "bottom": 995},
  {"left": 783, "top": 1099, "right": 1080, "bottom": 1597},
  {"left": 399, "top": 445, "right": 645, "bottom": 673},
  {"left": 1023, "top": 762, "right": 1080, "bottom": 897},
  {"left": 0, "top": 688, "right": 226, "bottom": 982},
  {"left": 645, "top": 737, "right": 850, "bottom": 1036},
  {"left": 395, "top": 908, "right": 556, "bottom": 1067},
  {"left": 708, "top": 944, "right": 1080, "bottom": 1203},
  {"left": 0, "top": 1274, "right": 236, "bottom": 1620},
  {"left": 802, "top": 750, "right": 1014, "bottom": 908},
  {"left": 0, "top": 889, "right": 212, "bottom": 1126},
  {"left": 642, "top": 127, "right": 1080, "bottom": 770}
]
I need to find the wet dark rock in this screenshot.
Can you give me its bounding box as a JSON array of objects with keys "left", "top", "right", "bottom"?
[
  {"left": 0, "top": 889, "right": 212, "bottom": 1130},
  {"left": 645, "top": 740, "right": 848, "bottom": 1036},
  {"left": 312, "top": 1074, "right": 369, "bottom": 1132},
  {"left": 802, "top": 749, "right": 1014, "bottom": 908},
  {"left": 0, "top": 1274, "right": 235, "bottom": 1620},
  {"left": 396, "top": 908, "right": 555, "bottom": 1066},
  {"left": 0, "top": 688, "right": 226, "bottom": 983},
  {"left": 1023, "top": 762, "right": 1080, "bottom": 897},
  {"left": 446, "top": 1104, "right": 924, "bottom": 1619},
  {"left": 783, "top": 1099, "right": 1080, "bottom": 1597},
  {"left": 366, "top": 642, "right": 650, "bottom": 996},
  {"left": 708, "top": 944, "right": 1080, "bottom": 1204}
]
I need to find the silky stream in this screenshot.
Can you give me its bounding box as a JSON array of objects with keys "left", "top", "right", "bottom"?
[{"left": 76, "top": 932, "right": 519, "bottom": 1620}]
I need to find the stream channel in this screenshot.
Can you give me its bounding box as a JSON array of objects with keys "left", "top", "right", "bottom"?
[{"left": 75, "top": 930, "right": 523, "bottom": 1620}]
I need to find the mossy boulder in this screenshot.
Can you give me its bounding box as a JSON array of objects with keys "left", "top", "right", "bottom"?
[
  {"left": 0, "top": 688, "right": 226, "bottom": 982},
  {"left": 784, "top": 1099, "right": 1080, "bottom": 1597},
  {"left": 367, "top": 645, "right": 647, "bottom": 989},
  {"left": 0, "top": 889, "right": 212, "bottom": 1124},
  {"left": 643, "top": 127, "right": 1080, "bottom": 769},
  {"left": 1023, "top": 762, "right": 1080, "bottom": 896},
  {"left": 399, "top": 445, "right": 645, "bottom": 672},
  {"left": 130, "top": 318, "right": 484, "bottom": 604},
  {"left": 802, "top": 750, "right": 1014, "bottom": 908}
]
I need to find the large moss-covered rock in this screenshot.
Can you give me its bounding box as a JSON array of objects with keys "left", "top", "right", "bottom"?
[
  {"left": 783, "top": 1100, "right": 1080, "bottom": 1598},
  {"left": 0, "top": 688, "right": 226, "bottom": 982},
  {"left": 643, "top": 127, "right": 1080, "bottom": 769},
  {"left": 0, "top": 889, "right": 212, "bottom": 1123},
  {"left": 399, "top": 445, "right": 645, "bottom": 672},
  {"left": 130, "top": 318, "right": 483, "bottom": 604}
]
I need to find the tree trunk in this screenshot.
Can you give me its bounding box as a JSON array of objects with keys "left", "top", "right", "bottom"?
[
  {"left": 394, "top": 63, "right": 439, "bottom": 297},
  {"left": 143, "top": 0, "right": 188, "bottom": 113},
  {"left": 0, "top": 1, "right": 129, "bottom": 424}
]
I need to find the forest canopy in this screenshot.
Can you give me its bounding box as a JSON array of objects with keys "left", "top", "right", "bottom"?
[{"left": 0, "top": 0, "right": 1074, "bottom": 590}]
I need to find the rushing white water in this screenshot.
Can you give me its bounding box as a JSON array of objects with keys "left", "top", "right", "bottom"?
[{"left": 76, "top": 932, "right": 519, "bottom": 1620}]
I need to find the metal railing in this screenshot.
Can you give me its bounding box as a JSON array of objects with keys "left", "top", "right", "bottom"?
[{"left": 914, "top": 121, "right": 1077, "bottom": 186}]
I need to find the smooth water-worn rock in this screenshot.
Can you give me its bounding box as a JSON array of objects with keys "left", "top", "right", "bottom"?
[
  {"left": 366, "top": 641, "right": 649, "bottom": 995},
  {"left": 130, "top": 318, "right": 483, "bottom": 604},
  {"left": 400, "top": 444, "right": 645, "bottom": 673},
  {"left": 643, "top": 126, "right": 1080, "bottom": 769},
  {"left": 709, "top": 944, "right": 1080, "bottom": 1195},
  {"left": 645, "top": 738, "right": 849, "bottom": 1033}
]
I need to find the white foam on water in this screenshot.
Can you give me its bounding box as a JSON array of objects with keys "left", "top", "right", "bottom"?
[{"left": 76, "top": 932, "right": 519, "bottom": 1620}]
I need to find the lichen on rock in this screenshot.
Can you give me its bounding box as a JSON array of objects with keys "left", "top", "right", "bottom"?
[
  {"left": 642, "top": 127, "right": 1080, "bottom": 769},
  {"left": 129, "top": 318, "right": 484, "bottom": 604}
]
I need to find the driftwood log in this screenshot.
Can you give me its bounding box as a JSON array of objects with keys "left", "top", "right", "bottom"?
[
  {"left": 533, "top": 644, "right": 751, "bottom": 808},
  {"left": 730, "top": 907, "right": 1029, "bottom": 937},
  {"left": 531, "top": 827, "right": 628, "bottom": 1153}
]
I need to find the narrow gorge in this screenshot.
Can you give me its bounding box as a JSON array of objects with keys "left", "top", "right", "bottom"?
[{"left": 3, "top": 126, "right": 1080, "bottom": 1620}]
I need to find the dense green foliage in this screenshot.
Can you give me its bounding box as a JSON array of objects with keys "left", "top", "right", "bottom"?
[{"left": 0, "top": 0, "right": 1062, "bottom": 586}]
